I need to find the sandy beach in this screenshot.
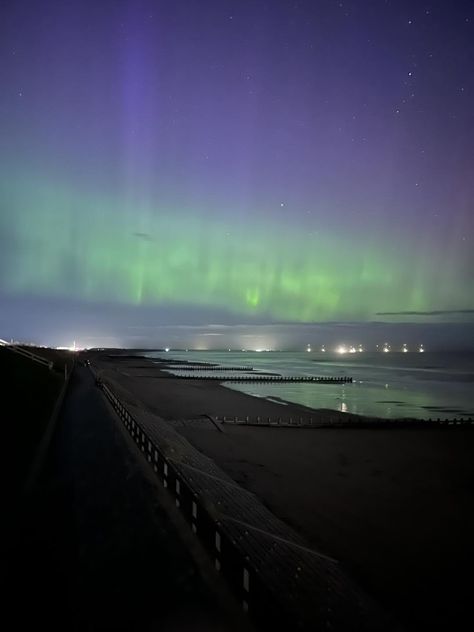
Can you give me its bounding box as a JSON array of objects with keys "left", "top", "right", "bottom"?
[{"left": 93, "top": 353, "right": 474, "bottom": 631}]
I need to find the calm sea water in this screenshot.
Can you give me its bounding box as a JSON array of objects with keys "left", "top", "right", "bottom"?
[{"left": 146, "top": 351, "right": 474, "bottom": 420}]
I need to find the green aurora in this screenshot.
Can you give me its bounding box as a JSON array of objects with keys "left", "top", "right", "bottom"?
[{"left": 1, "top": 171, "right": 471, "bottom": 323}]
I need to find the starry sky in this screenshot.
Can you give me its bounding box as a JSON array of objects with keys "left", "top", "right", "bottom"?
[{"left": 0, "top": 0, "right": 473, "bottom": 349}]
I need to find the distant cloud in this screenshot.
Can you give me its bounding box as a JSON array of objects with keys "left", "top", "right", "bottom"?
[
  {"left": 376, "top": 310, "right": 474, "bottom": 316},
  {"left": 132, "top": 232, "right": 154, "bottom": 241}
]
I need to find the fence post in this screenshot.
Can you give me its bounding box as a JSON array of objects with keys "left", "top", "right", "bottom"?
[
  {"left": 175, "top": 478, "right": 180, "bottom": 507},
  {"left": 192, "top": 500, "right": 198, "bottom": 534},
  {"left": 215, "top": 529, "right": 222, "bottom": 571},
  {"left": 242, "top": 567, "right": 250, "bottom": 612}
]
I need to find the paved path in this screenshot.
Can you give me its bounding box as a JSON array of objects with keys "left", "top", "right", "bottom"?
[{"left": 8, "top": 366, "right": 234, "bottom": 631}]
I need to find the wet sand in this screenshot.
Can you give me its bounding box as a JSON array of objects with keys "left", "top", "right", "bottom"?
[{"left": 94, "top": 353, "right": 474, "bottom": 631}]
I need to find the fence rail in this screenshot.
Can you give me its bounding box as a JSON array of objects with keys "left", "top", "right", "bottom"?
[{"left": 0, "top": 338, "right": 54, "bottom": 370}]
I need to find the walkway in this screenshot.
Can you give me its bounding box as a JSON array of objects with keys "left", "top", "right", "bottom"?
[{"left": 7, "top": 366, "right": 235, "bottom": 631}]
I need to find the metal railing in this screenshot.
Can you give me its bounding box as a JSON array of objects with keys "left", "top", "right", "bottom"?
[{"left": 0, "top": 339, "right": 53, "bottom": 370}]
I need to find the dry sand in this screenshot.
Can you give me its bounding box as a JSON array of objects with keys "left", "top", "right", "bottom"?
[{"left": 94, "top": 354, "right": 474, "bottom": 631}]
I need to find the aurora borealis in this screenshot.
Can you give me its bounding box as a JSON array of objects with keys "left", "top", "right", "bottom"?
[{"left": 1, "top": 1, "right": 473, "bottom": 347}]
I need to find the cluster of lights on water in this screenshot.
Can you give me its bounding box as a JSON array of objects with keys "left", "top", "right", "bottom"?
[
  {"left": 52, "top": 341, "right": 426, "bottom": 354},
  {"left": 314, "top": 343, "right": 425, "bottom": 354},
  {"left": 160, "top": 343, "right": 426, "bottom": 354}
]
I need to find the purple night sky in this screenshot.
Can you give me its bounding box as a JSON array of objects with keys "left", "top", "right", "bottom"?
[{"left": 0, "top": 0, "right": 473, "bottom": 349}]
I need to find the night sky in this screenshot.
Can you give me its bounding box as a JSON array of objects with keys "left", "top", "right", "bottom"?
[{"left": 0, "top": 1, "right": 473, "bottom": 349}]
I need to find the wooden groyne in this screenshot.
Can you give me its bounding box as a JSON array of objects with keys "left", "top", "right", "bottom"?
[
  {"left": 153, "top": 359, "right": 218, "bottom": 366},
  {"left": 215, "top": 414, "right": 474, "bottom": 428},
  {"left": 167, "top": 374, "right": 353, "bottom": 383},
  {"left": 167, "top": 365, "right": 255, "bottom": 372}
]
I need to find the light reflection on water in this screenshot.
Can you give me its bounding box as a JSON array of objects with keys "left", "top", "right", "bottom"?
[{"left": 148, "top": 351, "right": 474, "bottom": 420}]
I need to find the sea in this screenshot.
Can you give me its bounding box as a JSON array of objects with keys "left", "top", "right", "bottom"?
[{"left": 146, "top": 350, "right": 474, "bottom": 420}]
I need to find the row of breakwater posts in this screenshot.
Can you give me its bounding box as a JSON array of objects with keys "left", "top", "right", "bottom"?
[
  {"left": 153, "top": 359, "right": 219, "bottom": 366},
  {"left": 92, "top": 370, "right": 390, "bottom": 631},
  {"left": 166, "top": 365, "right": 257, "bottom": 371},
  {"left": 214, "top": 414, "right": 474, "bottom": 428},
  {"left": 166, "top": 374, "right": 353, "bottom": 383}
]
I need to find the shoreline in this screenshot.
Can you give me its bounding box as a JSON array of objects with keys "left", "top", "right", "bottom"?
[
  {"left": 151, "top": 349, "right": 474, "bottom": 422},
  {"left": 100, "top": 352, "right": 473, "bottom": 424}
]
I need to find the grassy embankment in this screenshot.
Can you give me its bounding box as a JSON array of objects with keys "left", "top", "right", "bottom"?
[{"left": 1, "top": 346, "right": 73, "bottom": 497}]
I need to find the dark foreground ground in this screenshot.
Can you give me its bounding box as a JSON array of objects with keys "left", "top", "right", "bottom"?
[
  {"left": 0, "top": 346, "right": 64, "bottom": 496},
  {"left": 95, "top": 353, "right": 474, "bottom": 632},
  {"left": 5, "top": 366, "right": 241, "bottom": 631}
]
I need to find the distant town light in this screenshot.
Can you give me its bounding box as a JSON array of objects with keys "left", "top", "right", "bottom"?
[
  {"left": 165, "top": 347, "right": 170, "bottom": 352},
  {"left": 336, "top": 345, "right": 347, "bottom": 354}
]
